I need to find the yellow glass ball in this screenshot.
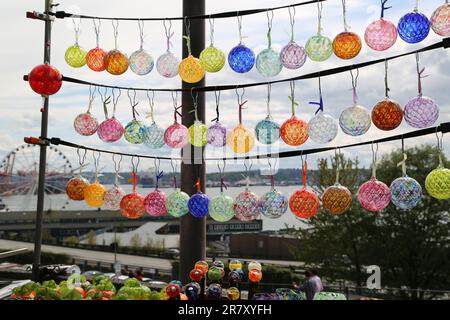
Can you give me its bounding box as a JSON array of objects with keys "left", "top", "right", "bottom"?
[
  {"left": 104, "top": 49, "right": 129, "bottom": 75},
  {"left": 425, "top": 167, "right": 450, "bottom": 200},
  {"left": 322, "top": 184, "right": 352, "bottom": 214},
  {"left": 84, "top": 182, "right": 106, "bottom": 207},
  {"left": 227, "top": 124, "right": 255, "bottom": 154},
  {"left": 65, "top": 44, "right": 87, "bottom": 68},
  {"left": 188, "top": 121, "right": 208, "bottom": 147},
  {"left": 178, "top": 55, "right": 205, "bottom": 83}
]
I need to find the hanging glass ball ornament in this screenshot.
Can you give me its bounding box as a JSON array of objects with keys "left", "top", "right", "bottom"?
[
  {"left": 166, "top": 284, "right": 180, "bottom": 299},
  {"left": 322, "top": 183, "right": 352, "bottom": 215},
  {"left": 307, "top": 113, "right": 338, "bottom": 144},
  {"left": 143, "top": 122, "right": 165, "bottom": 149},
  {"left": 209, "top": 193, "right": 234, "bottom": 222},
  {"left": 86, "top": 47, "right": 107, "bottom": 72},
  {"left": 227, "top": 125, "right": 255, "bottom": 154},
  {"left": 280, "top": 116, "right": 308, "bottom": 146},
  {"left": 156, "top": 52, "right": 179, "bottom": 78},
  {"left": 212, "top": 260, "right": 225, "bottom": 270},
  {"left": 103, "top": 185, "right": 126, "bottom": 210},
  {"left": 332, "top": 32, "right": 362, "bottom": 60},
  {"left": 188, "top": 192, "right": 210, "bottom": 218},
  {"left": 364, "top": 19, "right": 398, "bottom": 51},
  {"left": 431, "top": 3, "right": 450, "bottom": 36},
  {"left": 372, "top": 99, "right": 403, "bottom": 131},
  {"left": 255, "top": 117, "right": 280, "bottom": 145},
  {"left": 164, "top": 122, "right": 189, "bottom": 148},
  {"left": 357, "top": 177, "right": 391, "bottom": 212},
  {"left": 207, "top": 122, "right": 227, "bottom": 147},
  {"left": 227, "top": 287, "right": 240, "bottom": 301},
  {"left": 124, "top": 119, "right": 146, "bottom": 144},
  {"left": 195, "top": 260, "right": 209, "bottom": 274},
  {"left": 259, "top": 189, "right": 288, "bottom": 219},
  {"left": 66, "top": 176, "right": 89, "bottom": 201},
  {"left": 179, "top": 55, "right": 205, "bottom": 83},
  {"left": 390, "top": 176, "right": 422, "bottom": 210},
  {"left": 97, "top": 117, "right": 124, "bottom": 142},
  {"left": 189, "top": 269, "right": 204, "bottom": 282},
  {"left": 404, "top": 96, "right": 439, "bottom": 128},
  {"left": 120, "top": 192, "right": 145, "bottom": 219},
  {"left": 166, "top": 190, "right": 190, "bottom": 218},
  {"left": 207, "top": 266, "right": 223, "bottom": 282},
  {"left": 104, "top": 49, "right": 129, "bottom": 75},
  {"left": 248, "top": 261, "right": 262, "bottom": 272},
  {"left": 84, "top": 181, "right": 105, "bottom": 208},
  {"left": 256, "top": 48, "right": 282, "bottom": 77},
  {"left": 229, "top": 260, "right": 242, "bottom": 271},
  {"left": 28, "top": 64, "right": 62, "bottom": 96},
  {"left": 397, "top": 12, "right": 430, "bottom": 44},
  {"left": 228, "top": 44, "right": 255, "bottom": 73},
  {"left": 249, "top": 269, "right": 263, "bottom": 283},
  {"left": 289, "top": 189, "right": 320, "bottom": 219},
  {"left": 200, "top": 46, "right": 226, "bottom": 73},
  {"left": 425, "top": 167, "right": 450, "bottom": 200},
  {"left": 74, "top": 112, "right": 98, "bottom": 136},
  {"left": 233, "top": 190, "right": 260, "bottom": 222},
  {"left": 339, "top": 104, "right": 371, "bottom": 136},
  {"left": 305, "top": 34, "right": 333, "bottom": 62},
  {"left": 144, "top": 189, "right": 167, "bottom": 217},
  {"left": 188, "top": 121, "right": 208, "bottom": 147},
  {"left": 206, "top": 283, "right": 222, "bottom": 300},
  {"left": 65, "top": 44, "right": 87, "bottom": 68},
  {"left": 280, "top": 41, "right": 307, "bottom": 69},
  {"left": 129, "top": 49, "right": 154, "bottom": 75}
]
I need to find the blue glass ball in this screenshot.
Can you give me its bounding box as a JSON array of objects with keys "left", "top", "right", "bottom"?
[
  {"left": 256, "top": 48, "right": 282, "bottom": 77},
  {"left": 228, "top": 44, "right": 255, "bottom": 73},
  {"left": 124, "top": 119, "right": 146, "bottom": 144},
  {"left": 143, "top": 122, "right": 165, "bottom": 149},
  {"left": 255, "top": 117, "right": 280, "bottom": 145},
  {"left": 188, "top": 192, "right": 210, "bottom": 217},
  {"left": 390, "top": 176, "right": 422, "bottom": 210},
  {"left": 397, "top": 12, "right": 430, "bottom": 43},
  {"left": 259, "top": 189, "right": 288, "bottom": 219}
]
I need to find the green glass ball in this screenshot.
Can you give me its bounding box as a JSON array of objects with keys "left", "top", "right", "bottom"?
[
  {"left": 305, "top": 34, "right": 333, "bottom": 62},
  {"left": 188, "top": 121, "right": 208, "bottom": 147},
  {"left": 65, "top": 44, "right": 87, "bottom": 68},
  {"left": 166, "top": 190, "right": 190, "bottom": 217},
  {"left": 200, "top": 46, "right": 226, "bottom": 73},
  {"left": 209, "top": 193, "right": 234, "bottom": 222}
]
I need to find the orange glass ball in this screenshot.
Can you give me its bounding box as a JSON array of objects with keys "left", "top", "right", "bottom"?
[
  {"left": 372, "top": 99, "right": 403, "bottom": 131},
  {"left": 104, "top": 49, "right": 129, "bottom": 75},
  {"left": 84, "top": 182, "right": 105, "bottom": 208},
  {"left": 66, "top": 176, "right": 89, "bottom": 201},
  {"left": 120, "top": 193, "right": 145, "bottom": 219},
  {"left": 322, "top": 184, "right": 352, "bottom": 215},
  {"left": 86, "top": 47, "right": 107, "bottom": 72},
  {"left": 227, "top": 124, "right": 255, "bottom": 154},
  {"left": 332, "top": 32, "right": 362, "bottom": 60},
  {"left": 249, "top": 269, "right": 262, "bottom": 283},
  {"left": 280, "top": 116, "right": 309, "bottom": 146},
  {"left": 289, "top": 189, "right": 320, "bottom": 219},
  {"left": 178, "top": 55, "right": 205, "bottom": 83},
  {"left": 195, "top": 260, "right": 209, "bottom": 274}
]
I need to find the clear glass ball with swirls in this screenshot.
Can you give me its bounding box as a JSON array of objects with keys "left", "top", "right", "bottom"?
[{"left": 339, "top": 104, "right": 371, "bottom": 136}]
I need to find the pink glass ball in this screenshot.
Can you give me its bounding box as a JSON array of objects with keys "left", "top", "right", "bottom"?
[
  {"left": 144, "top": 189, "right": 167, "bottom": 217},
  {"left": 431, "top": 3, "right": 450, "bottom": 36},
  {"left": 103, "top": 185, "right": 126, "bottom": 210},
  {"left": 357, "top": 177, "right": 391, "bottom": 212},
  {"left": 97, "top": 117, "right": 124, "bottom": 142},
  {"left": 233, "top": 190, "right": 260, "bottom": 222},
  {"left": 74, "top": 112, "right": 98, "bottom": 136},
  {"left": 280, "top": 41, "right": 307, "bottom": 69},
  {"left": 164, "top": 122, "right": 189, "bottom": 148},
  {"left": 403, "top": 96, "right": 439, "bottom": 128},
  {"left": 364, "top": 19, "right": 398, "bottom": 51}
]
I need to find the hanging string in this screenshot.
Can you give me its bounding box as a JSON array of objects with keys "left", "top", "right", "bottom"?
[
  {"left": 87, "top": 85, "right": 96, "bottom": 113},
  {"left": 112, "top": 153, "right": 123, "bottom": 186},
  {"left": 371, "top": 142, "right": 379, "bottom": 179},
  {"left": 380, "top": 0, "right": 392, "bottom": 19},
  {"left": 170, "top": 159, "right": 178, "bottom": 189},
  {"left": 163, "top": 19, "right": 174, "bottom": 52},
  {"left": 138, "top": 20, "right": 145, "bottom": 49},
  {"left": 111, "top": 88, "right": 121, "bottom": 117},
  {"left": 288, "top": 6, "right": 296, "bottom": 42},
  {"left": 211, "top": 90, "right": 221, "bottom": 122},
  {"left": 77, "top": 148, "right": 87, "bottom": 175},
  {"left": 436, "top": 129, "right": 444, "bottom": 167},
  {"left": 194, "top": 177, "right": 202, "bottom": 192},
  {"left": 189, "top": 89, "right": 199, "bottom": 122},
  {"left": 341, "top": 0, "right": 350, "bottom": 31},
  {"left": 266, "top": 10, "right": 274, "bottom": 48},
  {"left": 72, "top": 18, "right": 81, "bottom": 44},
  {"left": 237, "top": 14, "right": 245, "bottom": 44},
  {"left": 154, "top": 158, "right": 164, "bottom": 189},
  {"left": 416, "top": 52, "right": 428, "bottom": 96},
  {"left": 267, "top": 157, "right": 278, "bottom": 189},
  {"left": 112, "top": 19, "right": 119, "bottom": 49},
  {"left": 217, "top": 160, "right": 227, "bottom": 193},
  {"left": 350, "top": 69, "right": 359, "bottom": 105},
  {"left": 183, "top": 17, "right": 192, "bottom": 56},
  {"left": 236, "top": 87, "right": 248, "bottom": 124},
  {"left": 288, "top": 81, "right": 299, "bottom": 116},
  {"left": 334, "top": 148, "right": 340, "bottom": 184},
  {"left": 99, "top": 87, "right": 111, "bottom": 119},
  {"left": 309, "top": 76, "right": 324, "bottom": 114},
  {"left": 414, "top": 0, "right": 420, "bottom": 12},
  {"left": 266, "top": 83, "right": 272, "bottom": 118},
  {"left": 301, "top": 156, "right": 308, "bottom": 188},
  {"left": 93, "top": 18, "right": 101, "bottom": 47},
  {"left": 146, "top": 90, "right": 155, "bottom": 123},
  {"left": 92, "top": 151, "right": 101, "bottom": 181},
  {"left": 243, "top": 158, "right": 253, "bottom": 190},
  {"left": 209, "top": 17, "right": 215, "bottom": 46},
  {"left": 129, "top": 156, "right": 140, "bottom": 193},
  {"left": 316, "top": 0, "right": 323, "bottom": 34},
  {"left": 397, "top": 138, "right": 408, "bottom": 177},
  {"left": 171, "top": 91, "right": 182, "bottom": 122},
  {"left": 127, "top": 89, "right": 139, "bottom": 119},
  {"left": 384, "top": 59, "right": 390, "bottom": 99}
]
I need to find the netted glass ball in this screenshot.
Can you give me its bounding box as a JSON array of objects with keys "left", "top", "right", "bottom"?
[
  {"left": 104, "top": 49, "right": 129, "bottom": 75},
  {"left": 372, "top": 99, "right": 403, "bottom": 131},
  {"left": 229, "top": 260, "right": 242, "bottom": 271},
  {"left": 289, "top": 189, "right": 320, "bottom": 219},
  {"left": 431, "top": 3, "right": 450, "bottom": 36},
  {"left": 227, "top": 125, "right": 255, "bottom": 154},
  {"left": 233, "top": 190, "right": 260, "bottom": 222},
  {"left": 144, "top": 189, "right": 167, "bottom": 217},
  {"left": 188, "top": 121, "right": 208, "bottom": 147},
  {"left": 189, "top": 269, "right": 204, "bottom": 282},
  {"left": 65, "top": 44, "right": 87, "bottom": 68},
  {"left": 256, "top": 48, "right": 282, "bottom": 77},
  {"left": 84, "top": 182, "right": 105, "bottom": 208},
  {"left": 307, "top": 113, "right": 338, "bottom": 144},
  {"left": 28, "top": 64, "right": 62, "bottom": 96},
  {"left": 129, "top": 49, "right": 154, "bottom": 75},
  {"left": 86, "top": 47, "right": 107, "bottom": 72},
  {"left": 120, "top": 192, "right": 145, "bottom": 219},
  {"left": 156, "top": 51, "right": 179, "bottom": 78},
  {"left": 206, "top": 283, "right": 222, "bottom": 300},
  {"left": 259, "top": 189, "right": 288, "bottom": 219},
  {"left": 164, "top": 122, "right": 189, "bottom": 148},
  {"left": 66, "top": 176, "right": 89, "bottom": 201},
  {"left": 195, "top": 260, "right": 209, "bottom": 274},
  {"left": 390, "top": 176, "right": 422, "bottom": 210},
  {"left": 207, "top": 266, "right": 223, "bottom": 282},
  {"left": 207, "top": 122, "right": 227, "bottom": 147},
  {"left": 339, "top": 104, "right": 371, "bottom": 136},
  {"left": 200, "top": 46, "right": 225, "bottom": 72},
  {"left": 357, "top": 178, "right": 391, "bottom": 212},
  {"left": 404, "top": 96, "right": 439, "bottom": 128},
  {"left": 74, "top": 112, "right": 98, "bottom": 136},
  {"left": 228, "top": 44, "right": 255, "bottom": 73},
  {"left": 97, "top": 117, "right": 124, "bottom": 142},
  {"left": 166, "top": 190, "right": 190, "bottom": 218},
  {"left": 398, "top": 12, "right": 430, "bottom": 43},
  {"left": 143, "top": 122, "right": 165, "bottom": 149},
  {"left": 255, "top": 117, "right": 280, "bottom": 145},
  {"left": 248, "top": 261, "right": 262, "bottom": 272},
  {"left": 209, "top": 193, "right": 234, "bottom": 222},
  {"left": 227, "top": 287, "right": 240, "bottom": 300},
  {"left": 364, "top": 19, "right": 398, "bottom": 51},
  {"left": 103, "top": 185, "right": 126, "bottom": 210},
  {"left": 280, "top": 41, "right": 307, "bottom": 69},
  {"left": 179, "top": 55, "right": 205, "bottom": 83},
  {"left": 124, "top": 119, "right": 146, "bottom": 144},
  {"left": 332, "top": 32, "right": 362, "bottom": 60},
  {"left": 425, "top": 167, "right": 450, "bottom": 200},
  {"left": 305, "top": 34, "right": 333, "bottom": 62},
  {"left": 249, "top": 269, "right": 263, "bottom": 283},
  {"left": 188, "top": 192, "right": 210, "bottom": 218},
  {"left": 280, "top": 116, "right": 309, "bottom": 146},
  {"left": 322, "top": 184, "right": 352, "bottom": 215}
]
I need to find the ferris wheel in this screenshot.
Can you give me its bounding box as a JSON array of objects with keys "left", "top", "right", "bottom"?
[{"left": 0, "top": 144, "right": 74, "bottom": 212}]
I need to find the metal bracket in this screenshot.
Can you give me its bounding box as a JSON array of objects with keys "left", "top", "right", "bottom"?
[
  {"left": 26, "top": 11, "right": 55, "bottom": 21},
  {"left": 23, "top": 136, "right": 49, "bottom": 146}
]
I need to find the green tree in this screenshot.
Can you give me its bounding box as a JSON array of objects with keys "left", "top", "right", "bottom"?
[
  {"left": 64, "top": 235, "right": 79, "bottom": 246},
  {"left": 87, "top": 230, "right": 97, "bottom": 246},
  {"left": 130, "top": 234, "right": 142, "bottom": 249}
]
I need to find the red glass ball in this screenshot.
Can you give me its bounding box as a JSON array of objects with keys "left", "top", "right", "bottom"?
[
  {"left": 189, "top": 268, "right": 204, "bottom": 282},
  {"left": 372, "top": 99, "right": 403, "bottom": 131},
  {"left": 280, "top": 116, "right": 309, "bottom": 146},
  {"left": 249, "top": 269, "right": 263, "bottom": 283},
  {"left": 86, "top": 47, "right": 107, "bottom": 72},
  {"left": 120, "top": 192, "right": 145, "bottom": 219},
  {"left": 166, "top": 284, "right": 181, "bottom": 298},
  {"left": 289, "top": 189, "right": 320, "bottom": 219},
  {"left": 28, "top": 64, "right": 62, "bottom": 96}
]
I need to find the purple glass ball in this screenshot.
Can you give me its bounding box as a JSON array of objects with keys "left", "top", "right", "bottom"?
[
  {"left": 188, "top": 192, "right": 210, "bottom": 217},
  {"left": 404, "top": 96, "right": 439, "bottom": 128},
  {"left": 207, "top": 122, "right": 227, "bottom": 147},
  {"left": 280, "top": 41, "right": 307, "bottom": 69}
]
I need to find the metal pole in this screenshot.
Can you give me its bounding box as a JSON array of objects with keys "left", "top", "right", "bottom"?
[
  {"left": 32, "top": 0, "right": 53, "bottom": 282},
  {"left": 179, "top": 0, "right": 206, "bottom": 284}
]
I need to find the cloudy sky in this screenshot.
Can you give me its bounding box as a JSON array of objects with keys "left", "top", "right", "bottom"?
[{"left": 0, "top": 0, "right": 448, "bottom": 174}]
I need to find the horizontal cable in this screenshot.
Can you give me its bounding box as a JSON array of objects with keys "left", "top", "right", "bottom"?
[{"left": 50, "top": 0, "right": 326, "bottom": 21}]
